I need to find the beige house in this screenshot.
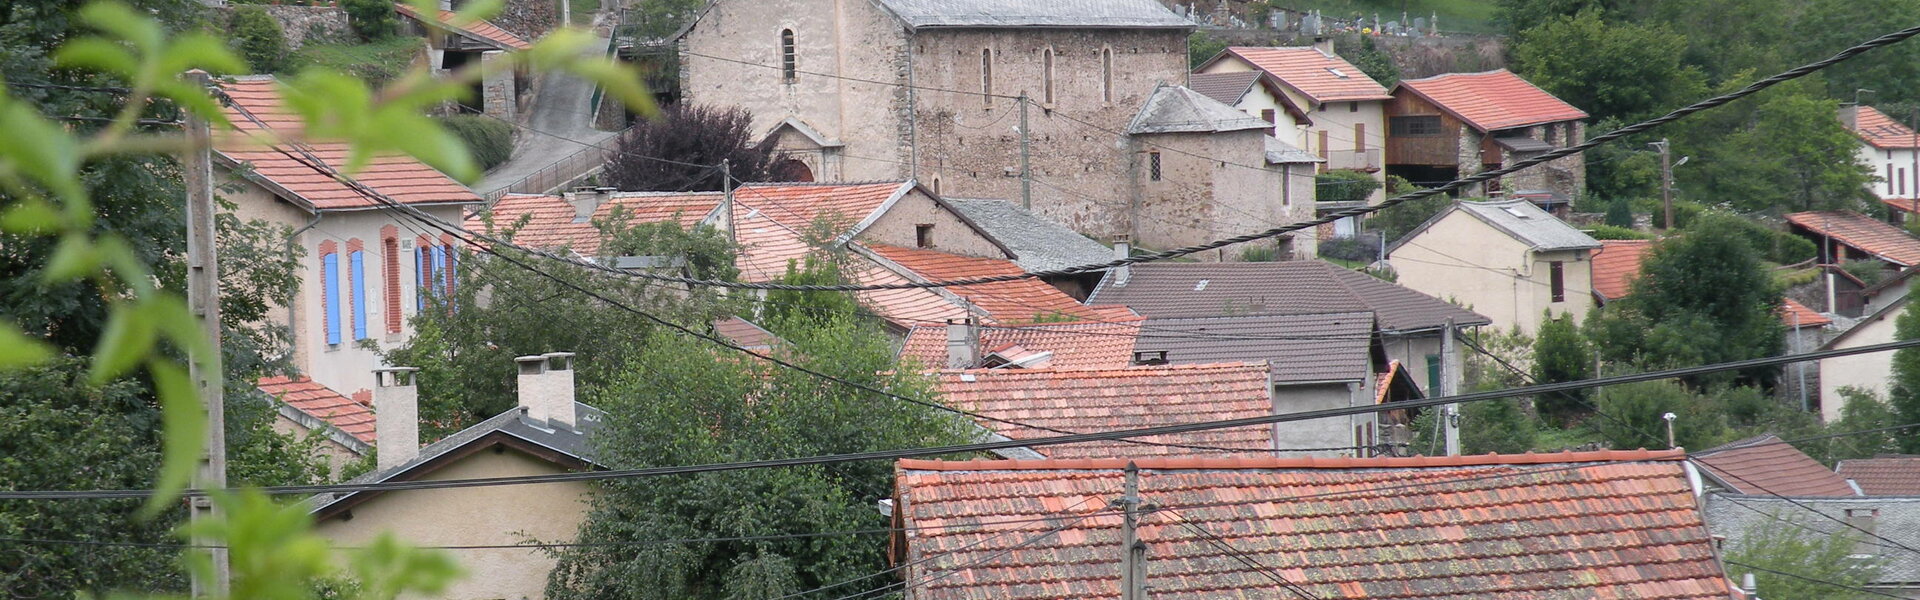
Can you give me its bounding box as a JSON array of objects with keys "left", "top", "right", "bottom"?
[
  {"left": 1818, "top": 293, "right": 1907, "bottom": 422},
  {"left": 1386, "top": 199, "right": 1599, "bottom": 334},
  {"left": 1194, "top": 45, "right": 1391, "bottom": 194},
  {"left": 312, "top": 356, "right": 595, "bottom": 600}
]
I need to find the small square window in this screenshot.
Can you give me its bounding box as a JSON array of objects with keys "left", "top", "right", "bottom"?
[{"left": 915, "top": 224, "right": 935, "bottom": 248}]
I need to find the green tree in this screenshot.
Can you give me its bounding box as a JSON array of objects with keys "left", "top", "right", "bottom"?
[
  {"left": 546, "top": 320, "right": 973, "bottom": 599},
  {"left": 1822, "top": 387, "right": 1904, "bottom": 462},
  {"left": 343, "top": 0, "right": 398, "bottom": 40},
  {"left": 1338, "top": 34, "right": 1400, "bottom": 88},
  {"left": 1587, "top": 214, "right": 1784, "bottom": 382},
  {"left": 1726, "top": 516, "right": 1887, "bottom": 600},
  {"left": 1670, "top": 80, "right": 1874, "bottom": 214},
  {"left": 1460, "top": 399, "right": 1539, "bottom": 454},
  {"left": 1791, "top": 0, "right": 1920, "bottom": 110},
  {"left": 1188, "top": 31, "right": 1227, "bottom": 70},
  {"left": 1369, "top": 195, "right": 1452, "bottom": 243},
  {"left": 1510, "top": 10, "right": 1706, "bottom": 123},
  {"left": 1587, "top": 381, "right": 1729, "bottom": 450},
  {"left": 1316, "top": 169, "right": 1381, "bottom": 204},
  {"left": 1604, "top": 196, "right": 1634, "bottom": 228},
  {"left": 1532, "top": 314, "right": 1591, "bottom": 426},
  {"left": 1888, "top": 281, "right": 1920, "bottom": 453},
  {"left": 228, "top": 5, "right": 289, "bottom": 73}
]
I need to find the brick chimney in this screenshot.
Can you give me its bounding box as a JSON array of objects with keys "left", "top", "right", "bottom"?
[
  {"left": 517, "top": 352, "right": 578, "bottom": 429},
  {"left": 946, "top": 319, "right": 979, "bottom": 369},
  {"left": 372, "top": 367, "right": 421, "bottom": 472},
  {"left": 1838, "top": 105, "right": 1860, "bottom": 130}
]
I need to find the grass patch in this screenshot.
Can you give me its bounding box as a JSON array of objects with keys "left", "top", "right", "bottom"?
[
  {"left": 287, "top": 37, "right": 421, "bottom": 87},
  {"left": 1532, "top": 422, "right": 1601, "bottom": 452},
  {"left": 1279, "top": 0, "right": 1500, "bottom": 34},
  {"left": 570, "top": 0, "right": 599, "bottom": 25}
]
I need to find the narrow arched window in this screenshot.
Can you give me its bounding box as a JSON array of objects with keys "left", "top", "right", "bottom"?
[
  {"left": 981, "top": 48, "right": 994, "bottom": 106},
  {"left": 348, "top": 239, "right": 368, "bottom": 340},
  {"left": 1101, "top": 48, "right": 1113, "bottom": 103},
  {"left": 780, "top": 29, "right": 797, "bottom": 83},
  {"left": 1042, "top": 48, "right": 1055, "bottom": 105},
  {"left": 320, "top": 240, "right": 341, "bottom": 346}
]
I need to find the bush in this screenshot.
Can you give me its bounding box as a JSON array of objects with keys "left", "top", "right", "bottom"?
[
  {"left": 1696, "top": 214, "right": 1816, "bottom": 264},
  {"left": 228, "top": 6, "right": 289, "bottom": 73},
  {"left": 1316, "top": 169, "right": 1380, "bottom": 204},
  {"left": 1842, "top": 260, "right": 1887, "bottom": 286},
  {"left": 438, "top": 115, "right": 516, "bottom": 172},
  {"left": 1586, "top": 224, "right": 1651, "bottom": 240},
  {"left": 1604, "top": 197, "right": 1635, "bottom": 227},
  {"left": 288, "top": 37, "right": 420, "bottom": 87},
  {"left": 1318, "top": 234, "right": 1380, "bottom": 263},
  {"left": 343, "top": 0, "right": 397, "bottom": 41}
]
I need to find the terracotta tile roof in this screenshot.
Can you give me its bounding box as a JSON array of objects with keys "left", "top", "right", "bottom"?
[
  {"left": 893, "top": 450, "right": 1731, "bottom": 600},
  {"left": 1088, "top": 261, "right": 1488, "bottom": 333},
  {"left": 934, "top": 363, "right": 1276, "bottom": 459},
  {"left": 730, "top": 181, "right": 909, "bottom": 232},
  {"left": 713, "top": 316, "right": 779, "bottom": 350},
  {"left": 1187, "top": 71, "right": 1261, "bottom": 106},
  {"left": 469, "top": 192, "right": 723, "bottom": 256},
  {"left": 1220, "top": 47, "right": 1393, "bottom": 103},
  {"left": 898, "top": 316, "right": 1146, "bottom": 370},
  {"left": 258, "top": 376, "right": 376, "bottom": 445},
  {"left": 1837, "top": 456, "right": 1920, "bottom": 495},
  {"left": 1590, "top": 239, "right": 1654, "bottom": 301},
  {"left": 1139, "top": 313, "right": 1375, "bottom": 384},
  {"left": 1696, "top": 434, "right": 1856, "bottom": 497},
  {"left": 1847, "top": 105, "right": 1920, "bottom": 149},
  {"left": 730, "top": 204, "right": 967, "bottom": 328},
  {"left": 866, "top": 244, "right": 1106, "bottom": 324},
  {"left": 215, "top": 77, "right": 482, "bottom": 211},
  {"left": 1396, "top": 69, "right": 1589, "bottom": 132},
  {"left": 1786, "top": 210, "right": 1920, "bottom": 267},
  {"left": 393, "top": 4, "right": 532, "bottom": 51},
  {"left": 1883, "top": 197, "right": 1920, "bottom": 213},
  {"left": 1779, "top": 298, "right": 1832, "bottom": 329}
]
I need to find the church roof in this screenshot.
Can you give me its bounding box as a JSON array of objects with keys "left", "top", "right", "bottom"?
[
  {"left": 1127, "top": 84, "right": 1272, "bottom": 135},
  {"left": 875, "top": 0, "right": 1193, "bottom": 29}
]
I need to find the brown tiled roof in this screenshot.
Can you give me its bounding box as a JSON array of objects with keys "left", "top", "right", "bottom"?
[
  {"left": 471, "top": 192, "right": 723, "bottom": 256},
  {"left": 1137, "top": 312, "right": 1375, "bottom": 384},
  {"left": 258, "top": 376, "right": 375, "bottom": 445},
  {"left": 867, "top": 244, "right": 1107, "bottom": 324},
  {"left": 893, "top": 450, "right": 1731, "bottom": 600},
  {"left": 1787, "top": 210, "right": 1920, "bottom": 267},
  {"left": 1779, "top": 298, "right": 1832, "bottom": 329},
  {"left": 1396, "top": 70, "right": 1589, "bottom": 132},
  {"left": 394, "top": 4, "right": 533, "bottom": 50},
  {"left": 1696, "top": 434, "right": 1856, "bottom": 497},
  {"left": 1187, "top": 71, "right": 1261, "bottom": 106},
  {"left": 1837, "top": 456, "right": 1920, "bottom": 495},
  {"left": 1590, "top": 239, "right": 1653, "bottom": 301},
  {"left": 215, "top": 77, "right": 483, "bottom": 211},
  {"left": 1847, "top": 105, "right": 1920, "bottom": 149},
  {"left": 1088, "top": 261, "right": 1488, "bottom": 332},
  {"left": 934, "top": 363, "right": 1276, "bottom": 459},
  {"left": 1218, "top": 47, "right": 1393, "bottom": 103},
  {"left": 713, "top": 316, "right": 778, "bottom": 350},
  {"left": 898, "top": 315, "right": 1145, "bottom": 370}
]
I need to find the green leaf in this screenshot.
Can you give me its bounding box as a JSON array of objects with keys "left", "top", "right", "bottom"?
[
  {"left": 0, "top": 96, "right": 87, "bottom": 204},
  {"left": 52, "top": 38, "right": 139, "bottom": 75},
  {"left": 77, "top": 2, "right": 163, "bottom": 51},
  {"left": 88, "top": 303, "right": 157, "bottom": 383},
  {"left": 0, "top": 323, "right": 53, "bottom": 369},
  {"left": 144, "top": 359, "right": 205, "bottom": 516},
  {"left": 41, "top": 234, "right": 101, "bottom": 283},
  {"left": 0, "top": 200, "right": 64, "bottom": 234}
]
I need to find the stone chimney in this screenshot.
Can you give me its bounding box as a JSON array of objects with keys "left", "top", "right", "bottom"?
[
  {"left": 1112, "top": 236, "right": 1132, "bottom": 287},
  {"left": 946, "top": 320, "right": 979, "bottom": 369},
  {"left": 1838, "top": 105, "right": 1860, "bottom": 130},
  {"left": 565, "top": 187, "right": 614, "bottom": 223},
  {"left": 373, "top": 367, "right": 421, "bottom": 472},
  {"left": 517, "top": 352, "right": 578, "bottom": 429},
  {"left": 1312, "top": 36, "right": 1336, "bottom": 57}
]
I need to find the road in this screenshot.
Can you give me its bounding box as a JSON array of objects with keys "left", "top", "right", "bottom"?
[{"left": 477, "top": 29, "right": 620, "bottom": 197}]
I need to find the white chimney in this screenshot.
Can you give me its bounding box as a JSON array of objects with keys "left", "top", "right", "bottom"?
[
  {"left": 565, "top": 187, "right": 612, "bottom": 223},
  {"left": 517, "top": 352, "right": 578, "bottom": 429},
  {"left": 373, "top": 367, "right": 421, "bottom": 471},
  {"left": 946, "top": 320, "right": 978, "bottom": 369},
  {"left": 1112, "top": 236, "right": 1132, "bottom": 287},
  {"left": 1312, "top": 36, "right": 1335, "bottom": 57}
]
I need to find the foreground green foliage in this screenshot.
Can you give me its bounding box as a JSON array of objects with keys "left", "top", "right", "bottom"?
[
  {"left": 1588, "top": 215, "right": 1784, "bottom": 382},
  {"left": 1890, "top": 281, "right": 1920, "bottom": 453},
  {"left": 1726, "top": 515, "right": 1887, "bottom": 600}
]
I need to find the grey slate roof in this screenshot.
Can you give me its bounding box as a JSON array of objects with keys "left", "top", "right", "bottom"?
[
  {"left": 875, "top": 0, "right": 1193, "bottom": 29},
  {"left": 1265, "top": 136, "right": 1321, "bottom": 164},
  {"left": 1703, "top": 494, "right": 1920, "bottom": 585},
  {"left": 1390, "top": 199, "right": 1599, "bottom": 254},
  {"left": 945, "top": 198, "right": 1113, "bottom": 272},
  {"left": 310, "top": 403, "right": 603, "bottom": 514},
  {"left": 1136, "top": 312, "right": 1375, "bottom": 384},
  {"left": 1127, "top": 84, "right": 1273, "bottom": 135},
  {"left": 1087, "top": 261, "right": 1490, "bottom": 333},
  {"left": 1188, "top": 71, "right": 1261, "bottom": 106}
]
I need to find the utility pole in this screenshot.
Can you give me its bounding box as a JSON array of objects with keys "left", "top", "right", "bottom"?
[
  {"left": 721, "top": 159, "right": 735, "bottom": 246},
  {"left": 1117, "top": 462, "right": 1147, "bottom": 600},
  {"left": 1019, "top": 92, "right": 1032, "bottom": 210},
  {"left": 1440, "top": 318, "right": 1459, "bottom": 456},
  {"left": 1651, "top": 139, "right": 1673, "bottom": 230},
  {"left": 183, "top": 70, "right": 229, "bottom": 597},
  {"left": 1909, "top": 108, "right": 1917, "bottom": 211}
]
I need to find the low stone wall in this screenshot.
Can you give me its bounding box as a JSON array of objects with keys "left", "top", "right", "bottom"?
[{"left": 256, "top": 4, "right": 351, "bottom": 50}]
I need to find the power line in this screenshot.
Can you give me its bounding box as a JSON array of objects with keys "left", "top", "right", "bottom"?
[
  {"left": 1688, "top": 456, "right": 1920, "bottom": 557},
  {"left": 1722, "top": 560, "right": 1912, "bottom": 600},
  {"left": 1455, "top": 334, "right": 1670, "bottom": 450},
  {"left": 824, "top": 509, "right": 1094, "bottom": 600},
  {"left": 1162, "top": 508, "right": 1323, "bottom": 600},
  {"left": 768, "top": 497, "right": 1097, "bottom": 600}
]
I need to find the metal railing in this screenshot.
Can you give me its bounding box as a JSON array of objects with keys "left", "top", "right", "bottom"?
[{"left": 482, "top": 134, "right": 624, "bottom": 202}]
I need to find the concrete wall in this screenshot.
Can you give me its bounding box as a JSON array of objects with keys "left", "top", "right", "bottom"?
[
  {"left": 1820, "top": 303, "right": 1902, "bottom": 421},
  {"left": 1382, "top": 333, "right": 1450, "bottom": 394},
  {"left": 680, "top": 0, "right": 912, "bottom": 182},
  {"left": 270, "top": 413, "right": 364, "bottom": 479},
  {"left": 316, "top": 449, "right": 594, "bottom": 600},
  {"left": 1272, "top": 381, "right": 1370, "bottom": 457},
  {"left": 1457, "top": 121, "right": 1586, "bottom": 199},
  {"left": 860, "top": 189, "right": 1009, "bottom": 259},
  {"left": 909, "top": 28, "right": 1188, "bottom": 240},
  {"left": 1389, "top": 211, "right": 1592, "bottom": 334},
  {"left": 1216, "top": 81, "right": 1309, "bottom": 149}
]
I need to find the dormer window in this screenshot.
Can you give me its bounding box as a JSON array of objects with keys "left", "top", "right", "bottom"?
[{"left": 780, "top": 29, "right": 797, "bottom": 83}]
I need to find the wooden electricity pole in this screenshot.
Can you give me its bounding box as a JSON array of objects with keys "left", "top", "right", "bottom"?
[
  {"left": 1118, "top": 462, "right": 1147, "bottom": 600},
  {"left": 183, "top": 70, "right": 229, "bottom": 597},
  {"left": 1441, "top": 318, "right": 1460, "bottom": 456}
]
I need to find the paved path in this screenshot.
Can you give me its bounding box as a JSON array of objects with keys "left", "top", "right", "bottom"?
[{"left": 477, "top": 29, "right": 620, "bottom": 197}]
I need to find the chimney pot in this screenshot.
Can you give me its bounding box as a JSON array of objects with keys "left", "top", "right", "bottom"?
[{"left": 373, "top": 367, "right": 422, "bottom": 472}]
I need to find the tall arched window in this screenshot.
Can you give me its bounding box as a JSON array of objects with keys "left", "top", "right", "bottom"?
[
  {"left": 348, "top": 239, "right": 368, "bottom": 341},
  {"left": 1101, "top": 48, "right": 1113, "bottom": 104},
  {"left": 381, "top": 226, "right": 402, "bottom": 334},
  {"left": 1042, "top": 48, "right": 1055, "bottom": 105},
  {"left": 780, "top": 29, "right": 797, "bottom": 83},
  {"left": 319, "top": 240, "right": 341, "bottom": 347},
  {"left": 980, "top": 48, "right": 994, "bottom": 106}
]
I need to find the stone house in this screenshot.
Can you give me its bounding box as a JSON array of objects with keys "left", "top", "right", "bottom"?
[
  {"left": 1386, "top": 199, "right": 1599, "bottom": 335},
  {"left": 1192, "top": 44, "right": 1391, "bottom": 193},
  {"left": 1385, "top": 69, "right": 1588, "bottom": 200},
  {"left": 675, "top": 0, "right": 1310, "bottom": 254},
  {"left": 1125, "top": 84, "right": 1320, "bottom": 257},
  {"left": 1840, "top": 105, "right": 1920, "bottom": 224}
]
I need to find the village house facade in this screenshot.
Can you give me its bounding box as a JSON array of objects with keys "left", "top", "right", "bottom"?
[
  {"left": 1387, "top": 199, "right": 1599, "bottom": 334},
  {"left": 1193, "top": 44, "right": 1391, "bottom": 194},
  {"left": 1385, "top": 69, "right": 1587, "bottom": 200},
  {"left": 1840, "top": 105, "right": 1920, "bottom": 224}
]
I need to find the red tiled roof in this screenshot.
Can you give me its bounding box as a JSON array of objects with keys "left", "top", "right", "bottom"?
[
  {"left": 1848, "top": 105, "right": 1920, "bottom": 149},
  {"left": 1883, "top": 197, "right": 1920, "bottom": 214},
  {"left": 894, "top": 450, "right": 1731, "bottom": 600},
  {"left": 258, "top": 375, "right": 375, "bottom": 445},
  {"left": 898, "top": 315, "right": 1146, "bottom": 370},
  {"left": 730, "top": 200, "right": 968, "bottom": 328},
  {"left": 216, "top": 77, "right": 482, "bottom": 210},
  {"left": 1696, "top": 434, "right": 1855, "bottom": 497},
  {"left": 934, "top": 363, "right": 1276, "bottom": 459},
  {"left": 1779, "top": 298, "right": 1831, "bottom": 329},
  {"left": 468, "top": 192, "right": 723, "bottom": 256},
  {"left": 1836, "top": 456, "right": 1920, "bottom": 495},
  {"left": 394, "top": 4, "right": 532, "bottom": 51},
  {"left": 866, "top": 244, "right": 1106, "bottom": 324},
  {"left": 1786, "top": 210, "right": 1920, "bottom": 266},
  {"left": 1396, "top": 69, "right": 1589, "bottom": 132},
  {"left": 731, "top": 182, "right": 908, "bottom": 232},
  {"left": 1220, "top": 47, "right": 1393, "bottom": 103},
  {"left": 1590, "top": 239, "right": 1653, "bottom": 301},
  {"left": 713, "top": 316, "right": 778, "bottom": 349}
]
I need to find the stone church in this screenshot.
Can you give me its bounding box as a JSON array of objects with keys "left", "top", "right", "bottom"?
[{"left": 675, "top": 0, "right": 1318, "bottom": 257}]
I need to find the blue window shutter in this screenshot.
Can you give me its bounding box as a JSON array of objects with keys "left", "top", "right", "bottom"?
[
  {"left": 431, "top": 245, "right": 447, "bottom": 298},
  {"left": 350, "top": 250, "right": 368, "bottom": 340},
  {"left": 323, "top": 253, "right": 342, "bottom": 345},
  {"left": 416, "top": 246, "right": 429, "bottom": 310}
]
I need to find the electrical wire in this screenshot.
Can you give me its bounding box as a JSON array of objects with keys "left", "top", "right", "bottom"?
[
  {"left": 1162, "top": 508, "right": 1323, "bottom": 600},
  {"left": 1687, "top": 456, "right": 1920, "bottom": 557},
  {"left": 1722, "top": 559, "right": 1912, "bottom": 600},
  {"left": 1455, "top": 334, "right": 1671, "bottom": 450}
]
